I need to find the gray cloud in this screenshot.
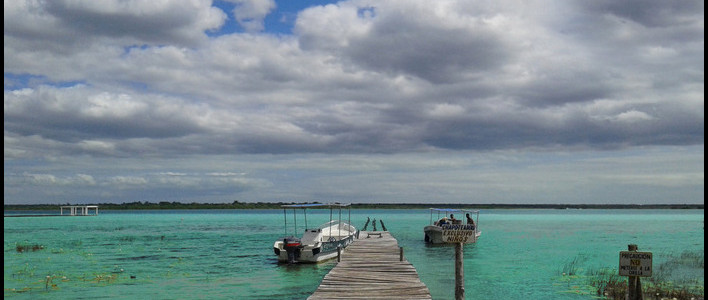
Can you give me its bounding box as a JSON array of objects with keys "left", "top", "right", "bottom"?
[
  {"left": 296, "top": 2, "right": 512, "bottom": 84},
  {"left": 4, "top": 87, "right": 206, "bottom": 143},
  {"left": 4, "top": 0, "right": 225, "bottom": 48},
  {"left": 3, "top": 0, "right": 703, "bottom": 204},
  {"left": 577, "top": 0, "right": 703, "bottom": 28}
]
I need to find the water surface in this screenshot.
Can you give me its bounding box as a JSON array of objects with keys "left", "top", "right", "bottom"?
[{"left": 4, "top": 209, "right": 704, "bottom": 299}]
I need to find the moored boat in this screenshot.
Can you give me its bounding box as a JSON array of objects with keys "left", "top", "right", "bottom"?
[
  {"left": 273, "top": 203, "right": 358, "bottom": 263},
  {"left": 424, "top": 208, "right": 481, "bottom": 244}
]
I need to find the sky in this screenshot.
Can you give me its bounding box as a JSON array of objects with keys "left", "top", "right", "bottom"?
[{"left": 4, "top": 0, "right": 704, "bottom": 205}]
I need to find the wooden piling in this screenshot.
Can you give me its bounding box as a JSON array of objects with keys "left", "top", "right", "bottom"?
[
  {"left": 455, "top": 242, "right": 464, "bottom": 300},
  {"left": 627, "top": 244, "right": 643, "bottom": 300}
]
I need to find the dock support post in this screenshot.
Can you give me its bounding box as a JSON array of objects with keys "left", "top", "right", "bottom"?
[
  {"left": 455, "top": 242, "right": 464, "bottom": 300},
  {"left": 400, "top": 247, "right": 404, "bottom": 262},
  {"left": 337, "top": 246, "right": 341, "bottom": 262},
  {"left": 627, "top": 244, "right": 643, "bottom": 300}
]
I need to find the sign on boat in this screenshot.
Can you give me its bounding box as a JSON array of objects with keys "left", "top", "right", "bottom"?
[
  {"left": 423, "top": 208, "right": 481, "bottom": 244},
  {"left": 273, "top": 203, "right": 358, "bottom": 264}
]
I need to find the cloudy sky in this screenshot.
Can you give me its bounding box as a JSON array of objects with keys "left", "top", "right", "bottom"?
[{"left": 4, "top": 0, "right": 704, "bottom": 205}]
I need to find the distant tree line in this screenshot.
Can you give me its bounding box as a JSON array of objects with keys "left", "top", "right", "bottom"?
[
  {"left": 3, "top": 201, "right": 703, "bottom": 211},
  {"left": 349, "top": 203, "right": 704, "bottom": 209}
]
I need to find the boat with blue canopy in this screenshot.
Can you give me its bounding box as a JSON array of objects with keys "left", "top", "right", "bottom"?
[
  {"left": 424, "top": 208, "right": 481, "bottom": 244},
  {"left": 273, "top": 203, "right": 358, "bottom": 263}
]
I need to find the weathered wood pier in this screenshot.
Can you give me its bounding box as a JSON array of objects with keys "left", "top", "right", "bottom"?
[{"left": 308, "top": 231, "right": 432, "bottom": 300}]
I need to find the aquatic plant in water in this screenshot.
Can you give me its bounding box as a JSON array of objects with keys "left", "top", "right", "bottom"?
[
  {"left": 588, "top": 267, "right": 627, "bottom": 299},
  {"left": 82, "top": 273, "right": 119, "bottom": 284},
  {"left": 562, "top": 250, "right": 704, "bottom": 300},
  {"left": 555, "top": 255, "right": 596, "bottom": 296},
  {"left": 15, "top": 242, "right": 44, "bottom": 252},
  {"left": 642, "top": 250, "right": 705, "bottom": 300},
  {"left": 5, "top": 273, "right": 67, "bottom": 295},
  {"left": 559, "top": 255, "right": 586, "bottom": 276},
  {"left": 44, "top": 275, "right": 63, "bottom": 291},
  {"left": 586, "top": 250, "right": 704, "bottom": 300},
  {"left": 12, "top": 263, "right": 37, "bottom": 278}
]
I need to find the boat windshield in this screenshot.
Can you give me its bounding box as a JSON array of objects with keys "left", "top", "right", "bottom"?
[
  {"left": 281, "top": 203, "right": 354, "bottom": 237},
  {"left": 318, "top": 220, "right": 355, "bottom": 231},
  {"left": 429, "top": 208, "right": 479, "bottom": 226}
]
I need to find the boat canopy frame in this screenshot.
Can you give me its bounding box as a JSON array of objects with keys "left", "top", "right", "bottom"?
[
  {"left": 281, "top": 203, "right": 353, "bottom": 238},
  {"left": 429, "top": 208, "right": 479, "bottom": 226}
]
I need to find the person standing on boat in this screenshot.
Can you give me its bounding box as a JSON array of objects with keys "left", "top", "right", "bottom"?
[
  {"left": 450, "top": 214, "right": 462, "bottom": 224},
  {"left": 466, "top": 213, "right": 475, "bottom": 229}
]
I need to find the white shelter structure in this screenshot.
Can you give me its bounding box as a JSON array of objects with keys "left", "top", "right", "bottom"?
[{"left": 60, "top": 205, "right": 99, "bottom": 216}]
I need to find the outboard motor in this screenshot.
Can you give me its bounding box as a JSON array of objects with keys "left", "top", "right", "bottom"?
[{"left": 283, "top": 236, "right": 301, "bottom": 264}]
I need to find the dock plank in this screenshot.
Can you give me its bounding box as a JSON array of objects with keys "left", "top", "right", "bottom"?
[{"left": 308, "top": 231, "right": 432, "bottom": 300}]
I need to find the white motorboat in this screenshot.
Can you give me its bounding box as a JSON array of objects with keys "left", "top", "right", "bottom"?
[
  {"left": 273, "top": 203, "right": 358, "bottom": 263},
  {"left": 424, "top": 208, "right": 481, "bottom": 244}
]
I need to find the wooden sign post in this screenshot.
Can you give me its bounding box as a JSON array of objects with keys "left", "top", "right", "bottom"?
[
  {"left": 430, "top": 209, "right": 479, "bottom": 300},
  {"left": 619, "top": 244, "right": 652, "bottom": 300},
  {"left": 455, "top": 242, "right": 464, "bottom": 300},
  {"left": 440, "top": 225, "right": 475, "bottom": 300}
]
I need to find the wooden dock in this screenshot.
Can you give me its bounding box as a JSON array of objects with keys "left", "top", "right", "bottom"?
[{"left": 308, "top": 231, "right": 432, "bottom": 300}]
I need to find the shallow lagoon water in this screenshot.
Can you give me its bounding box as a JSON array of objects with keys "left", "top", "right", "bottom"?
[{"left": 4, "top": 209, "right": 704, "bottom": 299}]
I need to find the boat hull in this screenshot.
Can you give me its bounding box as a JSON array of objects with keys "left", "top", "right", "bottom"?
[
  {"left": 274, "top": 233, "right": 356, "bottom": 263},
  {"left": 275, "top": 203, "right": 357, "bottom": 264},
  {"left": 424, "top": 224, "right": 480, "bottom": 244}
]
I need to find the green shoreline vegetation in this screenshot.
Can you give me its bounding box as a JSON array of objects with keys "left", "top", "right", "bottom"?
[
  {"left": 3, "top": 201, "right": 704, "bottom": 211},
  {"left": 562, "top": 251, "right": 704, "bottom": 300}
]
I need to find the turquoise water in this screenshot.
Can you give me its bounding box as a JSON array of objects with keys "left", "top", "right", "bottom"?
[{"left": 4, "top": 209, "right": 704, "bottom": 299}]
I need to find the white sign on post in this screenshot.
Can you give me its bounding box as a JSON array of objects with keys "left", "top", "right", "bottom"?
[
  {"left": 441, "top": 225, "right": 477, "bottom": 243},
  {"left": 619, "top": 251, "right": 652, "bottom": 277}
]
